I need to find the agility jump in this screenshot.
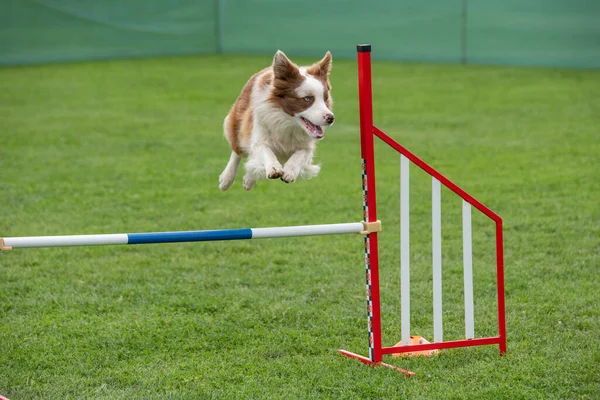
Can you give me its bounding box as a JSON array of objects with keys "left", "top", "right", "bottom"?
[
  {"left": 1, "top": 44, "right": 506, "bottom": 377},
  {"left": 0, "top": 222, "right": 378, "bottom": 250}
]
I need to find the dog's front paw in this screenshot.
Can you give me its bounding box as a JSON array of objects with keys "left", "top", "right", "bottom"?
[
  {"left": 243, "top": 174, "right": 257, "bottom": 191},
  {"left": 267, "top": 166, "right": 283, "bottom": 179},
  {"left": 219, "top": 173, "right": 235, "bottom": 191},
  {"left": 281, "top": 168, "right": 298, "bottom": 183}
]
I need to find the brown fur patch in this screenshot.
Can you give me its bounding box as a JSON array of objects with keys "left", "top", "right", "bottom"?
[
  {"left": 268, "top": 51, "right": 318, "bottom": 116},
  {"left": 226, "top": 69, "right": 268, "bottom": 154},
  {"left": 259, "top": 70, "right": 272, "bottom": 88}
]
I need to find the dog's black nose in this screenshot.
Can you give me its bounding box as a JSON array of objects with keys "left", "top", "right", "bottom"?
[{"left": 325, "top": 113, "right": 335, "bottom": 125}]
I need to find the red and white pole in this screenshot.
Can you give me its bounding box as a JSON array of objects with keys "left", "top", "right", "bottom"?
[{"left": 357, "top": 44, "right": 383, "bottom": 363}]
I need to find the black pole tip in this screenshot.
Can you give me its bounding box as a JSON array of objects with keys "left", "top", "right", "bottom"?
[{"left": 357, "top": 44, "right": 371, "bottom": 53}]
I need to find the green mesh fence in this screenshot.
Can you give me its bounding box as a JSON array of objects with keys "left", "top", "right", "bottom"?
[
  {"left": 1, "top": 0, "right": 599, "bottom": 68},
  {"left": 220, "top": 0, "right": 600, "bottom": 68},
  {"left": 466, "top": 0, "right": 600, "bottom": 68},
  {"left": 221, "top": 1, "right": 464, "bottom": 64},
  {"left": 0, "top": 0, "right": 218, "bottom": 65}
]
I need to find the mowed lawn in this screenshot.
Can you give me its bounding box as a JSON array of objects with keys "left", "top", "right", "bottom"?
[{"left": 0, "top": 53, "right": 598, "bottom": 399}]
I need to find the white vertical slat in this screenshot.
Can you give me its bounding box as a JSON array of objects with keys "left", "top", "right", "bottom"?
[
  {"left": 432, "top": 178, "right": 443, "bottom": 342},
  {"left": 400, "top": 155, "right": 410, "bottom": 345},
  {"left": 463, "top": 200, "right": 474, "bottom": 339}
]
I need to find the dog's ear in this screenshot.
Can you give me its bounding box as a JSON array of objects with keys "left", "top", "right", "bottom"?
[
  {"left": 318, "top": 51, "right": 332, "bottom": 75},
  {"left": 273, "top": 50, "right": 300, "bottom": 81},
  {"left": 307, "top": 51, "right": 332, "bottom": 77}
]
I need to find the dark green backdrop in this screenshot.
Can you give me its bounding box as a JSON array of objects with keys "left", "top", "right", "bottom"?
[{"left": 1, "top": 0, "right": 599, "bottom": 68}]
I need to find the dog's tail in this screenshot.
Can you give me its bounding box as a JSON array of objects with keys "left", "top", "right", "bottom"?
[{"left": 299, "top": 164, "right": 321, "bottom": 180}]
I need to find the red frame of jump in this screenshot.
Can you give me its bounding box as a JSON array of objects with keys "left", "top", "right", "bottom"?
[{"left": 339, "top": 44, "right": 506, "bottom": 376}]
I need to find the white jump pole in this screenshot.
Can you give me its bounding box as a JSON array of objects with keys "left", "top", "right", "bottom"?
[
  {"left": 432, "top": 178, "right": 443, "bottom": 343},
  {"left": 1, "top": 222, "right": 379, "bottom": 250},
  {"left": 400, "top": 154, "right": 410, "bottom": 346},
  {"left": 463, "top": 200, "right": 475, "bottom": 339}
]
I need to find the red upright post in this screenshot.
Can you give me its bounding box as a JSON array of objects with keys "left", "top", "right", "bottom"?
[
  {"left": 496, "top": 219, "right": 507, "bottom": 354},
  {"left": 356, "top": 44, "right": 383, "bottom": 363},
  {"left": 339, "top": 44, "right": 414, "bottom": 377}
]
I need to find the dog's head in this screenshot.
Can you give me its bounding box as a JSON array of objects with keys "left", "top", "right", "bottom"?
[{"left": 270, "top": 50, "right": 334, "bottom": 140}]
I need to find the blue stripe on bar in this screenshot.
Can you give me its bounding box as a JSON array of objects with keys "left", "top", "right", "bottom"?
[{"left": 127, "top": 228, "right": 253, "bottom": 244}]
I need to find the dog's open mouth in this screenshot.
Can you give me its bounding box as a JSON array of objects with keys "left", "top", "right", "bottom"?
[{"left": 300, "top": 117, "right": 324, "bottom": 139}]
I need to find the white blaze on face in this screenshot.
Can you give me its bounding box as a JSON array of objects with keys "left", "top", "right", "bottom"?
[{"left": 295, "top": 69, "right": 333, "bottom": 127}]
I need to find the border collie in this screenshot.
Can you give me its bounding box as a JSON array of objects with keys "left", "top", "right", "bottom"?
[{"left": 219, "top": 50, "right": 334, "bottom": 191}]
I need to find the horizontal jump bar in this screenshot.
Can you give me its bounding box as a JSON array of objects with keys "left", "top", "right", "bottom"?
[{"left": 1, "top": 221, "right": 380, "bottom": 250}]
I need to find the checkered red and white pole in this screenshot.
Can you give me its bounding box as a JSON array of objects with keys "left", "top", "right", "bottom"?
[
  {"left": 356, "top": 44, "right": 382, "bottom": 364},
  {"left": 338, "top": 44, "right": 414, "bottom": 376}
]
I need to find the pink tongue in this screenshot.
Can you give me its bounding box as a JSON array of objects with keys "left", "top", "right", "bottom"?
[{"left": 305, "top": 118, "right": 322, "bottom": 137}]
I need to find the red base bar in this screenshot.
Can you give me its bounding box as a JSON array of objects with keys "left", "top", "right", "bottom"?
[
  {"left": 338, "top": 350, "right": 415, "bottom": 377},
  {"left": 382, "top": 337, "right": 501, "bottom": 355}
]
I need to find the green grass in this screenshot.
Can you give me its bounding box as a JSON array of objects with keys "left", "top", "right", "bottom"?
[{"left": 1, "top": 54, "right": 599, "bottom": 399}]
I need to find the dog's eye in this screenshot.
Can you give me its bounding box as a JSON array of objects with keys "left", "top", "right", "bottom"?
[{"left": 303, "top": 96, "right": 313, "bottom": 102}]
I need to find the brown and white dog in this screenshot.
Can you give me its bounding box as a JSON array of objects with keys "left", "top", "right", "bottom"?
[{"left": 219, "top": 50, "right": 334, "bottom": 191}]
